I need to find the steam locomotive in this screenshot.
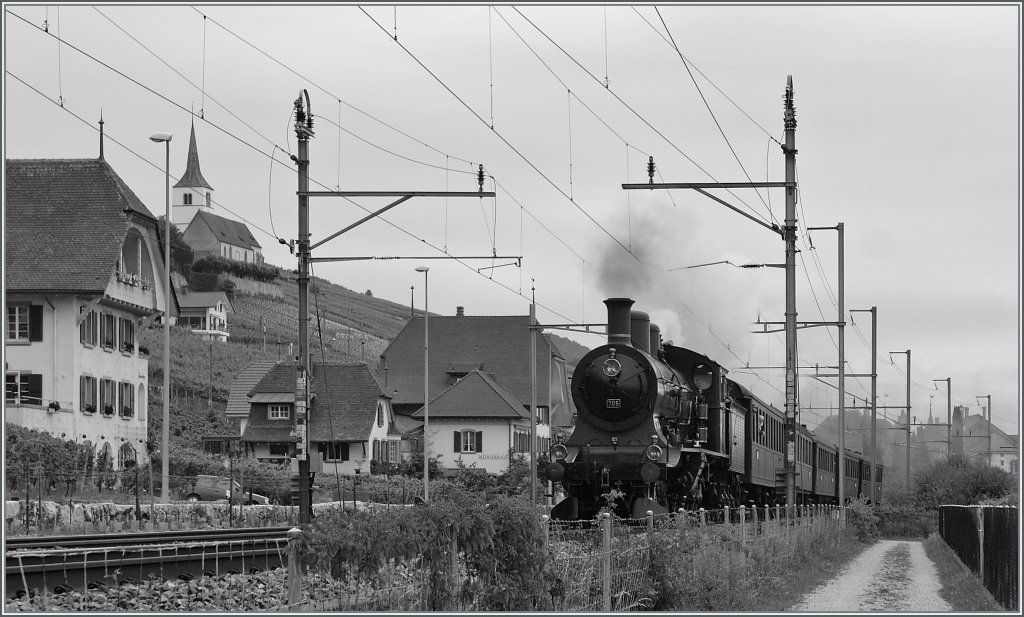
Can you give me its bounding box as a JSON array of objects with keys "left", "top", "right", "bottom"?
[{"left": 544, "top": 298, "right": 882, "bottom": 520}]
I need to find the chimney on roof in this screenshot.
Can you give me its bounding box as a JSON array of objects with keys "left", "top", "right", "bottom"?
[{"left": 456, "top": 306, "right": 465, "bottom": 317}]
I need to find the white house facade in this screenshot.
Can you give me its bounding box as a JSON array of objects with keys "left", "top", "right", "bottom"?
[{"left": 5, "top": 158, "right": 177, "bottom": 469}]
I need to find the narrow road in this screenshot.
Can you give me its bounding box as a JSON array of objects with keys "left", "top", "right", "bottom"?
[{"left": 792, "top": 539, "right": 951, "bottom": 612}]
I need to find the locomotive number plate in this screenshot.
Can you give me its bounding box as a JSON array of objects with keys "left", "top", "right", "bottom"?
[{"left": 606, "top": 398, "right": 621, "bottom": 409}]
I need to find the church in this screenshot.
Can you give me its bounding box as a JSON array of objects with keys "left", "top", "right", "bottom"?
[{"left": 173, "top": 124, "right": 264, "bottom": 267}]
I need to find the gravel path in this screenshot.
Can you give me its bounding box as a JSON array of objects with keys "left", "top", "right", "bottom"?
[{"left": 792, "top": 540, "right": 952, "bottom": 612}]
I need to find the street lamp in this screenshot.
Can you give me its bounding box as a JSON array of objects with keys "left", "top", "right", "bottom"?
[
  {"left": 415, "top": 266, "right": 429, "bottom": 503},
  {"left": 149, "top": 131, "right": 172, "bottom": 503}
]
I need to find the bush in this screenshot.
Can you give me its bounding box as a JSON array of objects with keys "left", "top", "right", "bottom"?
[
  {"left": 191, "top": 255, "right": 279, "bottom": 282},
  {"left": 846, "top": 498, "right": 879, "bottom": 541}
]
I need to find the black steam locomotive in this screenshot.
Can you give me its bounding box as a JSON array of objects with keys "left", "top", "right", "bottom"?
[{"left": 545, "top": 298, "right": 882, "bottom": 520}]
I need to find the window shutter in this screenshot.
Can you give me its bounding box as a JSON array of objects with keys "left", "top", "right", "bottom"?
[
  {"left": 454, "top": 431, "right": 461, "bottom": 453},
  {"left": 79, "top": 375, "right": 86, "bottom": 409},
  {"left": 475, "top": 431, "right": 483, "bottom": 453},
  {"left": 28, "top": 305, "right": 43, "bottom": 341},
  {"left": 26, "top": 374, "right": 43, "bottom": 405}
]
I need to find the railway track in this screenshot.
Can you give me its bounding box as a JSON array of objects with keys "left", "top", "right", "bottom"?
[{"left": 5, "top": 526, "right": 294, "bottom": 598}]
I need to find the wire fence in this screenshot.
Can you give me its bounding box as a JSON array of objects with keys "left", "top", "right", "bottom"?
[{"left": 938, "top": 505, "right": 1018, "bottom": 610}]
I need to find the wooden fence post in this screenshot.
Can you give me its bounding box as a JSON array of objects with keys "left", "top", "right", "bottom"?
[
  {"left": 286, "top": 527, "right": 303, "bottom": 607},
  {"left": 601, "top": 512, "right": 611, "bottom": 612},
  {"left": 541, "top": 514, "right": 550, "bottom": 557}
]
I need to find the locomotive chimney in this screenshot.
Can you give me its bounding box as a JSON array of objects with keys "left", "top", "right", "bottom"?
[
  {"left": 649, "top": 323, "right": 661, "bottom": 355},
  {"left": 630, "top": 310, "right": 652, "bottom": 354},
  {"left": 604, "top": 298, "right": 635, "bottom": 347}
]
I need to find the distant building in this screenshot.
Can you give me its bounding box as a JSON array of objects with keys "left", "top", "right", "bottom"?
[
  {"left": 170, "top": 123, "right": 264, "bottom": 266},
  {"left": 177, "top": 291, "right": 233, "bottom": 342},
  {"left": 5, "top": 157, "right": 178, "bottom": 469},
  {"left": 182, "top": 210, "right": 264, "bottom": 266},
  {"left": 957, "top": 409, "right": 1019, "bottom": 475},
  {"left": 170, "top": 123, "right": 215, "bottom": 233}
]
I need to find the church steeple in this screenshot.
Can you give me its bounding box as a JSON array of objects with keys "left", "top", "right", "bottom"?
[
  {"left": 173, "top": 122, "right": 213, "bottom": 191},
  {"left": 170, "top": 122, "right": 215, "bottom": 232}
]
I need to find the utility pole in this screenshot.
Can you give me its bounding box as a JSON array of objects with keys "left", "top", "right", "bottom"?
[
  {"left": 782, "top": 78, "right": 799, "bottom": 511},
  {"left": 623, "top": 76, "right": 798, "bottom": 508},
  {"left": 851, "top": 307, "right": 877, "bottom": 502},
  {"left": 977, "top": 395, "right": 992, "bottom": 465},
  {"left": 933, "top": 378, "right": 952, "bottom": 455},
  {"left": 290, "top": 91, "right": 495, "bottom": 519},
  {"left": 295, "top": 91, "right": 313, "bottom": 524},
  {"left": 529, "top": 282, "right": 537, "bottom": 506},
  {"left": 807, "top": 223, "right": 844, "bottom": 504}
]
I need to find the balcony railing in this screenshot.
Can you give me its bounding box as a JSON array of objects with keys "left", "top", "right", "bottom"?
[{"left": 115, "top": 270, "right": 153, "bottom": 290}]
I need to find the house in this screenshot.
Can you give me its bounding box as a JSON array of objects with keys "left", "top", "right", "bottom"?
[
  {"left": 5, "top": 157, "right": 178, "bottom": 469},
  {"left": 379, "top": 306, "right": 574, "bottom": 474},
  {"left": 955, "top": 409, "right": 1019, "bottom": 475},
  {"left": 239, "top": 362, "right": 401, "bottom": 475},
  {"left": 410, "top": 369, "right": 536, "bottom": 474},
  {"left": 182, "top": 210, "right": 264, "bottom": 266},
  {"left": 224, "top": 360, "right": 276, "bottom": 435},
  {"left": 177, "top": 291, "right": 233, "bottom": 342}
]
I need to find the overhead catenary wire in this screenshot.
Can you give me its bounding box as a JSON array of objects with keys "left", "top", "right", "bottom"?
[
  {"left": 654, "top": 7, "right": 777, "bottom": 228},
  {"left": 360, "top": 6, "right": 640, "bottom": 262},
  {"left": 511, "top": 6, "right": 774, "bottom": 230}
]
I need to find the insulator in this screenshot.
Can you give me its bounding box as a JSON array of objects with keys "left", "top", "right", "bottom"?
[
  {"left": 477, "top": 164, "right": 485, "bottom": 191},
  {"left": 647, "top": 156, "right": 655, "bottom": 182}
]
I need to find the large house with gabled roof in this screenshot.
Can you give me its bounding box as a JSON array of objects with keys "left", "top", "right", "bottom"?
[
  {"left": 380, "top": 306, "right": 573, "bottom": 474},
  {"left": 239, "top": 362, "right": 401, "bottom": 475},
  {"left": 4, "top": 157, "right": 178, "bottom": 469}
]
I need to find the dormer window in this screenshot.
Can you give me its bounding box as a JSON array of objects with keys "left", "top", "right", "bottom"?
[
  {"left": 377, "top": 402, "right": 384, "bottom": 427},
  {"left": 269, "top": 404, "right": 290, "bottom": 420}
]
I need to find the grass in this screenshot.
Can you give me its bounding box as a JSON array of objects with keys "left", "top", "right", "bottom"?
[{"left": 923, "top": 533, "right": 1006, "bottom": 611}]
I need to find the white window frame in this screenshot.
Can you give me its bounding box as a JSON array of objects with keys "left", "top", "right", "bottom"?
[
  {"left": 80, "top": 309, "right": 98, "bottom": 347},
  {"left": 460, "top": 429, "right": 477, "bottom": 453},
  {"left": 7, "top": 305, "right": 30, "bottom": 341},
  {"left": 268, "top": 404, "right": 290, "bottom": 420}
]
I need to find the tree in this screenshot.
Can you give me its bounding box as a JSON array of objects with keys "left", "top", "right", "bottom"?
[{"left": 158, "top": 215, "right": 194, "bottom": 273}]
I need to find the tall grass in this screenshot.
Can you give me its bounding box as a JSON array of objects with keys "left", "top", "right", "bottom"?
[{"left": 923, "top": 534, "right": 1005, "bottom": 611}]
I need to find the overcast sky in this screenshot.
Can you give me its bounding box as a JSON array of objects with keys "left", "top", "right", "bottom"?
[{"left": 4, "top": 3, "right": 1020, "bottom": 435}]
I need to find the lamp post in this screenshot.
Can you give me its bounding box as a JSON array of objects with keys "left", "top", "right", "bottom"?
[
  {"left": 415, "top": 266, "right": 430, "bottom": 503},
  {"left": 149, "top": 131, "right": 172, "bottom": 502}
]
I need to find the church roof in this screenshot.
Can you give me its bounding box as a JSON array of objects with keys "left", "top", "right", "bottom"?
[{"left": 173, "top": 123, "right": 213, "bottom": 190}]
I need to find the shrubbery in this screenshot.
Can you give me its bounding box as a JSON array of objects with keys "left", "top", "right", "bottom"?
[
  {"left": 870, "top": 454, "right": 1015, "bottom": 538},
  {"left": 192, "top": 255, "right": 279, "bottom": 283},
  {"left": 300, "top": 481, "right": 557, "bottom": 610}
]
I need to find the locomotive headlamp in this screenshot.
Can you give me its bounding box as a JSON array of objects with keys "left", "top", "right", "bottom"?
[
  {"left": 552, "top": 443, "right": 568, "bottom": 461},
  {"left": 602, "top": 357, "right": 622, "bottom": 377},
  {"left": 692, "top": 364, "right": 713, "bottom": 390},
  {"left": 645, "top": 443, "right": 663, "bottom": 461}
]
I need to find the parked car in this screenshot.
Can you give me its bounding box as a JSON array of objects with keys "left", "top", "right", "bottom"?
[{"left": 183, "top": 475, "right": 271, "bottom": 505}]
